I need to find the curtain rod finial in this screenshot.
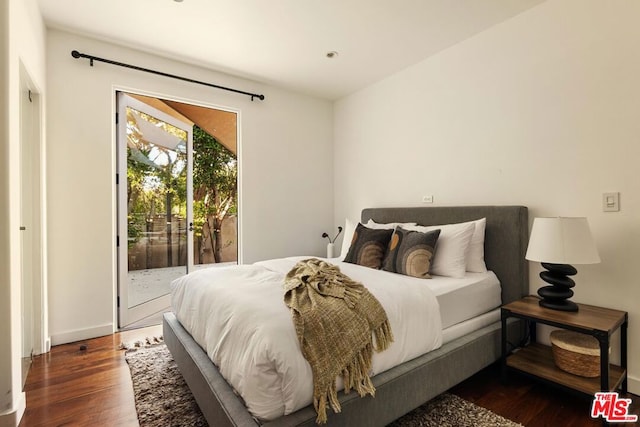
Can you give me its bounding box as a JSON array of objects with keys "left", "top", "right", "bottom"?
[{"left": 71, "top": 50, "right": 81, "bottom": 58}]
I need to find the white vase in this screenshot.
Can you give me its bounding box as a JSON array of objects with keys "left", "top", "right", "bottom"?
[{"left": 326, "top": 243, "right": 335, "bottom": 258}]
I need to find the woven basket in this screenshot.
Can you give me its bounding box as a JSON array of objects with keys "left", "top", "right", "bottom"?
[{"left": 549, "top": 330, "right": 601, "bottom": 378}]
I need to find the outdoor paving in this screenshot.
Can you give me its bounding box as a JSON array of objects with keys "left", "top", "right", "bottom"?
[{"left": 127, "top": 262, "right": 235, "bottom": 307}]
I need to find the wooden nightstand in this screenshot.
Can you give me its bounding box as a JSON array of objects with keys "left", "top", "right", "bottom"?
[{"left": 501, "top": 295, "right": 628, "bottom": 395}]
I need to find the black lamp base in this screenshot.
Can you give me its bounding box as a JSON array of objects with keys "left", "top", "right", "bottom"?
[{"left": 536, "top": 263, "right": 579, "bottom": 312}]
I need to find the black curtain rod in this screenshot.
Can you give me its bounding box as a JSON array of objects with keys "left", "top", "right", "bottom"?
[{"left": 71, "top": 50, "right": 265, "bottom": 101}]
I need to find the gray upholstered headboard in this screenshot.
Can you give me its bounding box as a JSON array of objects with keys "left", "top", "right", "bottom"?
[{"left": 361, "top": 206, "right": 529, "bottom": 305}]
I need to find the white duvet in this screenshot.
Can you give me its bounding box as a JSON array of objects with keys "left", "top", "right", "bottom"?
[{"left": 170, "top": 257, "right": 443, "bottom": 421}]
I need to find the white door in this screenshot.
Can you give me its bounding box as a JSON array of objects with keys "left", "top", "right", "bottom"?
[
  {"left": 20, "top": 77, "right": 35, "bottom": 387},
  {"left": 117, "top": 93, "right": 194, "bottom": 328}
]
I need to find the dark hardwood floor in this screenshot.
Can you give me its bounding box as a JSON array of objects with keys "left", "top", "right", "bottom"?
[
  {"left": 451, "top": 363, "right": 639, "bottom": 427},
  {"left": 19, "top": 326, "right": 161, "bottom": 427},
  {"left": 20, "top": 326, "right": 638, "bottom": 426}
]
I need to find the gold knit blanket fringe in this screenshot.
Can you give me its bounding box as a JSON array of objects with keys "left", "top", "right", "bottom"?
[{"left": 283, "top": 258, "right": 394, "bottom": 424}]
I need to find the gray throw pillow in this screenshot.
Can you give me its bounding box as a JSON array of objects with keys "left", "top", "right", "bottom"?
[{"left": 344, "top": 223, "right": 393, "bottom": 269}]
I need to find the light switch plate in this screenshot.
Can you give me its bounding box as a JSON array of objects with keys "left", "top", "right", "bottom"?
[
  {"left": 603, "top": 192, "right": 620, "bottom": 212},
  {"left": 422, "top": 195, "right": 433, "bottom": 203}
]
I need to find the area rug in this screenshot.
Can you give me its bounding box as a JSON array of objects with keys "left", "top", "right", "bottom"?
[{"left": 125, "top": 343, "right": 522, "bottom": 427}]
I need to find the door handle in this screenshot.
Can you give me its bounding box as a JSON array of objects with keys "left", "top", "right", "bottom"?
[{"left": 20, "top": 226, "right": 26, "bottom": 231}]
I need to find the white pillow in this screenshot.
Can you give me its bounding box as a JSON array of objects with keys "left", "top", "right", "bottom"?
[
  {"left": 405, "top": 221, "right": 475, "bottom": 278},
  {"left": 466, "top": 218, "right": 487, "bottom": 273},
  {"left": 339, "top": 218, "right": 358, "bottom": 260},
  {"left": 365, "top": 219, "right": 418, "bottom": 230}
]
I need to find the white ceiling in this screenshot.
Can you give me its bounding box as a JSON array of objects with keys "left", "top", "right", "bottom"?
[{"left": 36, "top": 0, "right": 545, "bottom": 100}]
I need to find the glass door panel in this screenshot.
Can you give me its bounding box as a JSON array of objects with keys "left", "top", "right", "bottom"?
[{"left": 117, "top": 93, "right": 193, "bottom": 327}]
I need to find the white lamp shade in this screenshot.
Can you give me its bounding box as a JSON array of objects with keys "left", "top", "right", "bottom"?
[{"left": 525, "top": 217, "right": 601, "bottom": 264}]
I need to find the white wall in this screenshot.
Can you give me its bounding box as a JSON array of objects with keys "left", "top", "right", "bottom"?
[
  {"left": 46, "top": 30, "right": 333, "bottom": 345},
  {"left": 334, "top": 0, "right": 640, "bottom": 393},
  {"left": 1, "top": 0, "right": 46, "bottom": 425}
]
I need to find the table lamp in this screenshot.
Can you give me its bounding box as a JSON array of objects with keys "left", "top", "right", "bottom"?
[{"left": 525, "top": 217, "right": 600, "bottom": 312}]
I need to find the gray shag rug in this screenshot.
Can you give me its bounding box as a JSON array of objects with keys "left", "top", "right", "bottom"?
[{"left": 125, "top": 343, "right": 522, "bottom": 427}]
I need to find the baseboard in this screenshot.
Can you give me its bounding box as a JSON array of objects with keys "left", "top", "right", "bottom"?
[
  {"left": 51, "top": 323, "right": 114, "bottom": 346},
  {"left": 628, "top": 375, "right": 640, "bottom": 396},
  {"left": 0, "top": 392, "right": 25, "bottom": 427}
]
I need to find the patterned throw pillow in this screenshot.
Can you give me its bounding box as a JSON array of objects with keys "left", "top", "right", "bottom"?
[
  {"left": 382, "top": 227, "right": 441, "bottom": 278},
  {"left": 344, "top": 223, "right": 393, "bottom": 269}
]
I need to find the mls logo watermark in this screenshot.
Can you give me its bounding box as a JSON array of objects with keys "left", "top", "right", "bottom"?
[{"left": 591, "top": 392, "right": 638, "bottom": 422}]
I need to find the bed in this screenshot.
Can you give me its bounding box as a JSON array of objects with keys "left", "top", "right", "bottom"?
[{"left": 163, "top": 205, "right": 529, "bottom": 426}]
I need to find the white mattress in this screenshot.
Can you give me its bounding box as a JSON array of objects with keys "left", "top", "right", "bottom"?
[
  {"left": 325, "top": 256, "right": 502, "bottom": 330},
  {"left": 442, "top": 309, "right": 500, "bottom": 344},
  {"left": 427, "top": 271, "right": 501, "bottom": 329}
]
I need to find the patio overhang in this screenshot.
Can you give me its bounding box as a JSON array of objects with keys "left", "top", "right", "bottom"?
[{"left": 130, "top": 93, "right": 237, "bottom": 155}]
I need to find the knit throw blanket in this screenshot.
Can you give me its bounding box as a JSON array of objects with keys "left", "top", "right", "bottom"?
[{"left": 283, "top": 258, "right": 394, "bottom": 424}]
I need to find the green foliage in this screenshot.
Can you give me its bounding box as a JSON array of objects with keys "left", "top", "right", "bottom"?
[
  {"left": 193, "top": 125, "right": 237, "bottom": 219},
  {"left": 126, "top": 108, "right": 189, "bottom": 245},
  {"left": 125, "top": 107, "right": 237, "bottom": 262},
  {"left": 192, "top": 126, "right": 237, "bottom": 262}
]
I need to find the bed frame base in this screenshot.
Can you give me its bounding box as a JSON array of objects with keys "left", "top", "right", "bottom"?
[{"left": 164, "top": 312, "right": 524, "bottom": 427}]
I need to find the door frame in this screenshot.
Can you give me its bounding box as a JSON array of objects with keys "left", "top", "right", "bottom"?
[
  {"left": 113, "top": 87, "right": 243, "bottom": 329},
  {"left": 19, "top": 61, "right": 47, "bottom": 358}
]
